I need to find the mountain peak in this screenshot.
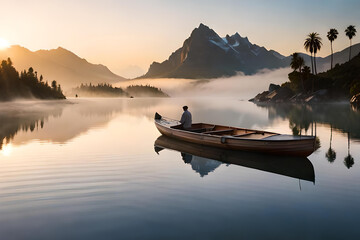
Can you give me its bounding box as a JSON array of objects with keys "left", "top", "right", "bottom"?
[
  {"left": 233, "top": 33, "right": 249, "bottom": 42},
  {"left": 34, "top": 46, "right": 73, "bottom": 55},
  {"left": 198, "top": 23, "right": 209, "bottom": 29},
  {"left": 9, "top": 44, "right": 25, "bottom": 49},
  {"left": 56, "top": 46, "right": 67, "bottom": 51},
  {"left": 193, "top": 23, "right": 216, "bottom": 36},
  {"left": 190, "top": 23, "right": 218, "bottom": 40},
  {"left": 6, "top": 45, "right": 30, "bottom": 52},
  {"left": 55, "top": 47, "right": 77, "bottom": 55},
  {"left": 234, "top": 32, "right": 241, "bottom": 38}
]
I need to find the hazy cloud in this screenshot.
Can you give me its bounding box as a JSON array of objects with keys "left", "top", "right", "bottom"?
[{"left": 116, "top": 67, "right": 290, "bottom": 99}]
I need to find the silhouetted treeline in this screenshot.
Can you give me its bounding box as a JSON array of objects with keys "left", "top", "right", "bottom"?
[
  {"left": 287, "top": 52, "right": 360, "bottom": 97},
  {"left": 0, "top": 58, "right": 66, "bottom": 101},
  {"left": 288, "top": 26, "right": 359, "bottom": 97},
  {"left": 71, "top": 83, "right": 169, "bottom": 98},
  {"left": 71, "top": 83, "right": 128, "bottom": 97},
  {"left": 126, "top": 84, "right": 169, "bottom": 97}
]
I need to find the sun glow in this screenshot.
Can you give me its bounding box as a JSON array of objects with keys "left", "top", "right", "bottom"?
[
  {"left": 1, "top": 143, "right": 13, "bottom": 157},
  {"left": 0, "top": 38, "right": 10, "bottom": 49}
]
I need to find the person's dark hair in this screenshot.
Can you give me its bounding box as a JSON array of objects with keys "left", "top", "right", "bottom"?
[{"left": 183, "top": 106, "right": 188, "bottom": 111}]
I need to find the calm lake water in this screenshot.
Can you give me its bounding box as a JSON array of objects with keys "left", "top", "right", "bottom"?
[{"left": 1, "top": 98, "right": 360, "bottom": 239}]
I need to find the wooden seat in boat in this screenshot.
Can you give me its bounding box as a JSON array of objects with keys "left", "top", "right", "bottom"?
[{"left": 203, "top": 129, "right": 234, "bottom": 135}]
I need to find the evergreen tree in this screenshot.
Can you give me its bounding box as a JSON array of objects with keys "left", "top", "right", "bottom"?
[{"left": 0, "top": 58, "right": 65, "bottom": 101}]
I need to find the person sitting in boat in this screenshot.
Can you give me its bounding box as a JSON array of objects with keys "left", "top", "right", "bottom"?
[{"left": 180, "top": 106, "right": 192, "bottom": 130}]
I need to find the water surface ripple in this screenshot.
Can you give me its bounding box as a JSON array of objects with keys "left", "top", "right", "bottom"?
[{"left": 0, "top": 98, "right": 359, "bottom": 239}]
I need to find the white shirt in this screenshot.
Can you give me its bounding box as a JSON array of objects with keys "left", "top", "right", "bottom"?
[{"left": 180, "top": 110, "right": 192, "bottom": 129}]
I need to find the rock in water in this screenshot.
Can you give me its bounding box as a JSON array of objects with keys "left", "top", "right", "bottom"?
[
  {"left": 269, "top": 83, "right": 280, "bottom": 92},
  {"left": 249, "top": 91, "right": 269, "bottom": 102},
  {"left": 266, "top": 87, "right": 293, "bottom": 102},
  {"left": 350, "top": 93, "right": 360, "bottom": 106}
]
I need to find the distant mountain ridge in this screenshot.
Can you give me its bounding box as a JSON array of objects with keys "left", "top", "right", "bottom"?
[
  {"left": 140, "top": 23, "right": 288, "bottom": 79},
  {"left": 298, "top": 43, "right": 360, "bottom": 73},
  {"left": 0, "top": 45, "right": 126, "bottom": 89},
  {"left": 141, "top": 23, "right": 360, "bottom": 79}
]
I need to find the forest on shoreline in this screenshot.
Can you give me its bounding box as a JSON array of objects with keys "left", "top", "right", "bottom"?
[
  {"left": 0, "top": 58, "right": 65, "bottom": 101},
  {"left": 69, "top": 83, "right": 169, "bottom": 98}
]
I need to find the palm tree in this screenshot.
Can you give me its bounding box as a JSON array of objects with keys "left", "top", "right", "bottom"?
[
  {"left": 290, "top": 53, "right": 300, "bottom": 72},
  {"left": 345, "top": 25, "right": 357, "bottom": 61},
  {"left": 302, "top": 65, "right": 311, "bottom": 75},
  {"left": 304, "top": 33, "right": 322, "bottom": 75},
  {"left": 304, "top": 36, "right": 314, "bottom": 74},
  {"left": 327, "top": 28, "right": 338, "bottom": 69},
  {"left": 290, "top": 53, "right": 306, "bottom": 91},
  {"left": 298, "top": 57, "right": 305, "bottom": 90},
  {"left": 312, "top": 34, "right": 322, "bottom": 75},
  {"left": 290, "top": 53, "right": 305, "bottom": 72},
  {"left": 302, "top": 66, "right": 311, "bottom": 92},
  {"left": 298, "top": 56, "right": 305, "bottom": 73}
]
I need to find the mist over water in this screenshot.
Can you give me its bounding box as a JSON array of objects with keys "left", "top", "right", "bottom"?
[
  {"left": 1, "top": 97, "right": 360, "bottom": 239},
  {"left": 116, "top": 68, "right": 290, "bottom": 99}
]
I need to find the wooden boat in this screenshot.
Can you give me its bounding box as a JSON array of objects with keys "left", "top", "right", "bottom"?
[
  {"left": 155, "top": 135, "right": 315, "bottom": 182},
  {"left": 154, "top": 113, "right": 316, "bottom": 157}
]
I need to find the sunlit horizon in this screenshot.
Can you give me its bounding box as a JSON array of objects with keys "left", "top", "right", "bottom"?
[
  {"left": 0, "top": 0, "right": 359, "bottom": 77},
  {"left": 0, "top": 38, "right": 10, "bottom": 50}
]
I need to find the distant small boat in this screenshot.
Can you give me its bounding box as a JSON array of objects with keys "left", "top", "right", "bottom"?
[{"left": 154, "top": 113, "right": 316, "bottom": 157}]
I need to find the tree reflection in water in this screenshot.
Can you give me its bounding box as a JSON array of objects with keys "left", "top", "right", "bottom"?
[
  {"left": 0, "top": 104, "right": 64, "bottom": 150},
  {"left": 257, "top": 103, "right": 360, "bottom": 167},
  {"left": 344, "top": 132, "right": 355, "bottom": 169},
  {"left": 326, "top": 125, "right": 336, "bottom": 163}
]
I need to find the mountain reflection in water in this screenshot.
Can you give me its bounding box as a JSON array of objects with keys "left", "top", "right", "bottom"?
[
  {"left": 155, "top": 136, "right": 315, "bottom": 182},
  {"left": 180, "top": 153, "right": 223, "bottom": 177}
]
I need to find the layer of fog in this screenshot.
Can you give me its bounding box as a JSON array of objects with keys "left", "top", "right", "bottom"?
[
  {"left": 0, "top": 68, "right": 290, "bottom": 149},
  {"left": 115, "top": 67, "right": 290, "bottom": 99},
  {"left": 1, "top": 98, "right": 274, "bottom": 149}
]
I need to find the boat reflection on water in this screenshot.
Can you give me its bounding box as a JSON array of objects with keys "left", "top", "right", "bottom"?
[{"left": 154, "top": 135, "right": 315, "bottom": 182}]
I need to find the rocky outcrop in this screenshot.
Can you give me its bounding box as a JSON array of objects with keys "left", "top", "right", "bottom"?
[
  {"left": 249, "top": 85, "right": 293, "bottom": 103},
  {"left": 350, "top": 93, "right": 360, "bottom": 107},
  {"left": 250, "top": 84, "right": 338, "bottom": 104},
  {"left": 304, "top": 89, "right": 329, "bottom": 103},
  {"left": 249, "top": 91, "right": 270, "bottom": 102},
  {"left": 269, "top": 83, "right": 280, "bottom": 92}
]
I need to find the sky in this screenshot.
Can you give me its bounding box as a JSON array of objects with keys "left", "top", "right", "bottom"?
[{"left": 0, "top": 0, "right": 359, "bottom": 77}]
